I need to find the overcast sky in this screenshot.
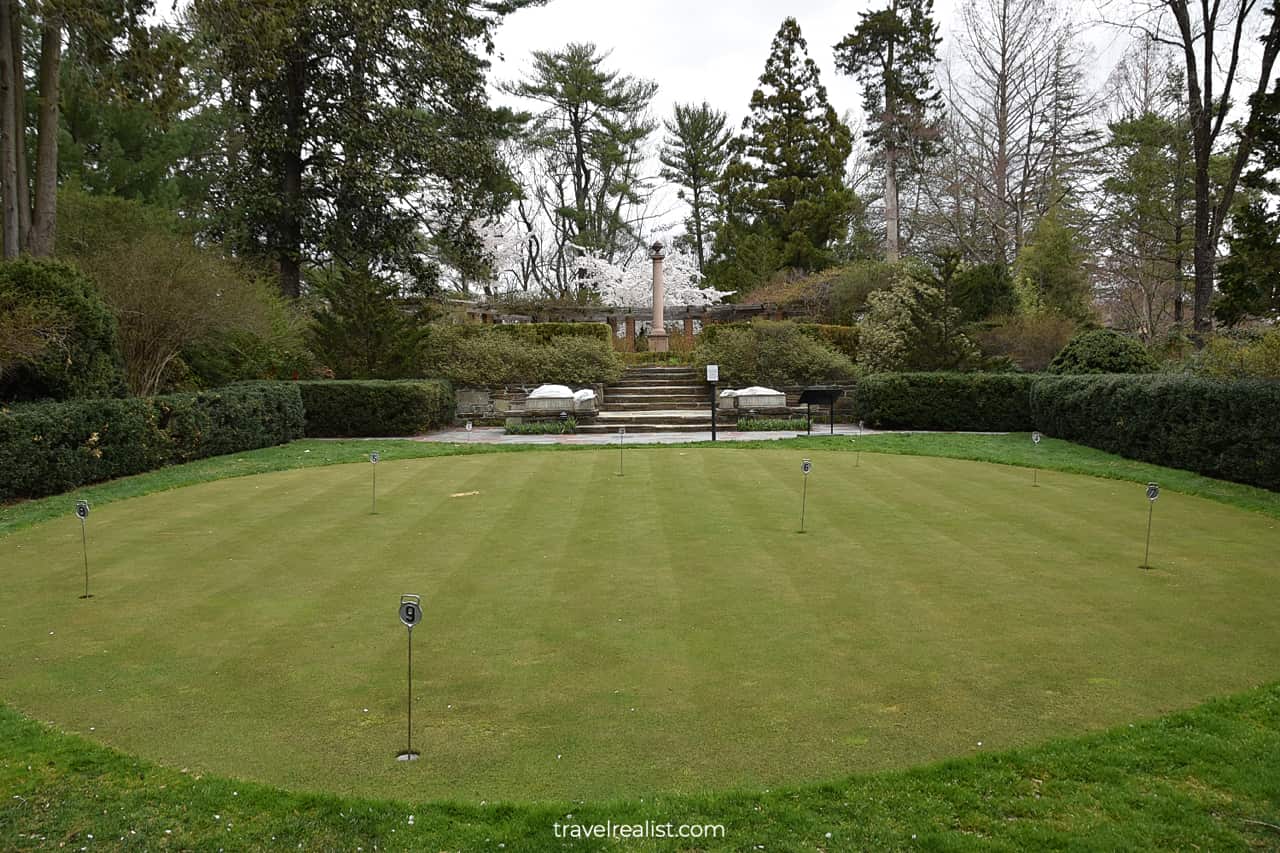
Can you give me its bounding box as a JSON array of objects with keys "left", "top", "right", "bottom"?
[
  {"left": 486, "top": 0, "right": 1143, "bottom": 229},
  {"left": 489, "top": 0, "right": 1147, "bottom": 128}
]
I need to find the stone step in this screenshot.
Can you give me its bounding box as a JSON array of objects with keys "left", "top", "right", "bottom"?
[
  {"left": 576, "top": 422, "right": 713, "bottom": 434},
  {"left": 595, "top": 410, "right": 714, "bottom": 424},
  {"left": 604, "top": 401, "right": 711, "bottom": 410},
  {"left": 606, "top": 388, "right": 706, "bottom": 399},
  {"left": 609, "top": 381, "right": 707, "bottom": 390}
]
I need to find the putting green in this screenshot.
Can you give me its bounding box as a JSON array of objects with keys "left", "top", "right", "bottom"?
[{"left": 2, "top": 448, "right": 1279, "bottom": 803}]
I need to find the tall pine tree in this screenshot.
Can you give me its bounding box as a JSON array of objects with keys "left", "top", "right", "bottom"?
[
  {"left": 714, "top": 17, "right": 855, "bottom": 286},
  {"left": 834, "top": 0, "right": 943, "bottom": 261},
  {"left": 659, "top": 102, "right": 731, "bottom": 274}
]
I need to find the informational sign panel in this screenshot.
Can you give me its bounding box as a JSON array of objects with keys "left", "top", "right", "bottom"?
[{"left": 706, "top": 364, "right": 719, "bottom": 383}]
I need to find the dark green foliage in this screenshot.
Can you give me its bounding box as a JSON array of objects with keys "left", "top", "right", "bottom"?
[
  {"left": 309, "top": 268, "right": 426, "bottom": 379},
  {"left": 829, "top": 259, "right": 895, "bottom": 323},
  {"left": 422, "top": 325, "right": 622, "bottom": 386},
  {"left": 700, "top": 321, "right": 858, "bottom": 362},
  {"left": 1031, "top": 375, "right": 1280, "bottom": 490},
  {"left": 953, "top": 262, "right": 1016, "bottom": 322},
  {"left": 1216, "top": 80, "right": 1280, "bottom": 325},
  {"left": 296, "top": 380, "right": 454, "bottom": 437},
  {"left": 505, "top": 417, "right": 576, "bottom": 435},
  {"left": 715, "top": 18, "right": 856, "bottom": 285},
  {"left": 737, "top": 417, "right": 809, "bottom": 431},
  {"left": 1217, "top": 197, "right": 1280, "bottom": 325},
  {"left": 487, "top": 322, "right": 612, "bottom": 345},
  {"left": 0, "top": 258, "right": 126, "bottom": 402},
  {"left": 854, "top": 372, "right": 1035, "bottom": 431},
  {"left": 1048, "top": 329, "right": 1157, "bottom": 375},
  {"left": 0, "top": 383, "right": 304, "bottom": 500},
  {"left": 694, "top": 321, "right": 855, "bottom": 386}
]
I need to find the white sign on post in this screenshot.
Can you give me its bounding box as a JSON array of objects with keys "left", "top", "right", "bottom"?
[
  {"left": 801, "top": 458, "right": 812, "bottom": 475},
  {"left": 1032, "top": 431, "right": 1042, "bottom": 445},
  {"left": 706, "top": 364, "right": 719, "bottom": 383}
]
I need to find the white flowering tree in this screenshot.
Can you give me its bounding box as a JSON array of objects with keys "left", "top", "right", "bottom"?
[{"left": 570, "top": 242, "right": 733, "bottom": 308}]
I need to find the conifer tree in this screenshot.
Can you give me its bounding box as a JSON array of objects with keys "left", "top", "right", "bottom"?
[
  {"left": 715, "top": 17, "right": 855, "bottom": 284},
  {"left": 659, "top": 102, "right": 731, "bottom": 274},
  {"left": 834, "top": 0, "right": 943, "bottom": 262}
]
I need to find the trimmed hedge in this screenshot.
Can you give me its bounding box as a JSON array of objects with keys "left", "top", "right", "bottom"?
[
  {"left": 296, "top": 380, "right": 454, "bottom": 437},
  {"left": 1031, "top": 374, "right": 1280, "bottom": 491},
  {"left": 700, "top": 321, "right": 859, "bottom": 362},
  {"left": 465, "top": 322, "right": 613, "bottom": 345},
  {"left": 1047, "top": 329, "right": 1157, "bottom": 374},
  {"left": 854, "top": 373, "right": 1035, "bottom": 431},
  {"left": 0, "top": 382, "right": 304, "bottom": 500}
]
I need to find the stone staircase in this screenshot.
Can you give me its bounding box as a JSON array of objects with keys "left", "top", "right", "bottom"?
[{"left": 577, "top": 366, "right": 715, "bottom": 434}]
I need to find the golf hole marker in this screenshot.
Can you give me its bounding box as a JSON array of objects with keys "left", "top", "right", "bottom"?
[
  {"left": 465, "top": 420, "right": 473, "bottom": 442},
  {"left": 1031, "top": 432, "right": 1042, "bottom": 486},
  {"left": 397, "top": 594, "right": 422, "bottom": 761},
  {"left": 799, "top": 458, "right": 812, "bottom": 533},
  {"left": 617, "top": 426, "right": 626, "bottom": 477},
  {"left": 369, "top": 451, "right": 380, "bottom": 514},
  {"left": 1142, "top": 482, "right": 1159, "bottom": 569},
  {"left": 74, "top": 500, "right": 92, "bottom": 599}
]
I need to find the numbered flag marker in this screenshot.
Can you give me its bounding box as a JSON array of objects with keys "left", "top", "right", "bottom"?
[
  {"left": 369, "top": 452, "right": 380, "bottom": 514},
  {"left": 1142, "top": 482, "right": 1160, "bottom": 569},
  {"left": 370, "top": 451, "right": 380, "bottom": 464},
  {"left": 465, "top": 420, "right": 473, "bottom": 433},
  {"left": 616, "top": 426, "right": 625, "bottom": 476},
  {"left": 74, "top": 501, "right": 92, "bottom": 599},
  {"left": 1032, "top": 431, "right": 1042, "bottom": 445},
  {"left": 1031, "top": 432, "right": 1042, "bottom": 486},
  {"left": 397, "top": 594, "right": 422, "bottom": 761},
  {"left": 799, "top": 459, "right": 812, "bottom": 533}
]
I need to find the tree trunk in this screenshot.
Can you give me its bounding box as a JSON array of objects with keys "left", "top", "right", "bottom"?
[
  {"left": 0, "top": 0, "right": 18, "bottom": 258},
  {"left": 884, "top": 146, "right": 900, "bottom": 262},
  {"left": 279, "top": 42, "right": 305, "bottom": 299},
  {"left": 26, "top": 17, "right": 59, "bottom": 257},
  {"left": 11, "top": 0, "right": 25, "bottom": 247}
]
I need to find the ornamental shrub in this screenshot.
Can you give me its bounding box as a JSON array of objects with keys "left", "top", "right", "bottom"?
[
  {"left": 854, "top": 373, "right": 1035, "bottom": 431},
  {"left": 422, "top": 324, "right": 621, "bottom": 387},
  {"left": 694, "top": 321, "right": 855, "bottom": 387},
  {"left": 0, "top": 382, "right": 304, "bottom": 500},
  {"left": 1047, "top": 329, "right": 1157, "bottom": 375},
  {"left": 296, "top": 380, "right": 454, "bottom": 437},
  {"left": 0, "top": 258, "right": 126, "bottom": 402}
]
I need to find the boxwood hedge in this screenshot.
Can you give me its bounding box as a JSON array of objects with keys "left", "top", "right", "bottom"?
[
  {"left": 1031, "top": 374, "right": 1280, "bottom": 491},
  {"left": 1, "top": 382, "right": 304, "bottom": 500},
  {"left": 296, "top": 380, "right": 454, "bottom": 437},
  {"left": 854, "top": 373, "right": 1035, "bottom": 432}
]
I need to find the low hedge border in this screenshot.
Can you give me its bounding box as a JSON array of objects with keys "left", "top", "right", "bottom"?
[
  {"left": 0, "top": 382, "right": 304, "bottom": 501},
  {"left": 853, "top": 372, "right": 1280, "bottom": 491},
  {"left": 296, "top": 380, "right": 454, "bottom": 437},
  {"left": 854, "top": 373, "right": 1035, "bottom": 432},
  {"left": 1031, "top": 374, "right": 1280, "bottom": 491}
]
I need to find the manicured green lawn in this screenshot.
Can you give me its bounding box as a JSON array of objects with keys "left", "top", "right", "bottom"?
[{"left": 3, "top": 442, "right": 1279, "bottom": 813}]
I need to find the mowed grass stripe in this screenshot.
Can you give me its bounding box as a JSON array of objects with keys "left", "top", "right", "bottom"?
[{"left": 2, "top": 447, "right": 1279, "bottom": 803}]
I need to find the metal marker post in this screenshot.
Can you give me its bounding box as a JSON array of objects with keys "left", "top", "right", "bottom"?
[
  {"left": 370, "top": 451, "right": 380, "bottom": 514},
  {"left": 1032, "top": 432, "right": 1042, "bottom": 487},
  {"left": 617, "top": 426, "right": 625, "bottom": 476},
  {"left": 397, "top": 594, "right": 422, "bottom": 761},
  {"left": 1142, "top": 482, "right": 1159, "bottom": 569},
  {"left": 707, "top": 364, "right": 719, "bottom": 442},
  {"left": 799, "top": 458, "right": 812, "bottom": 533},
  {"left": 465, "top": 420, "right": 473, "bottom": 443},
  {"left": 857, "top": 421, "right": 864, "bottom": 467},
  {"left": 75, "top": 501, "right": 92, "bottom": 599}
]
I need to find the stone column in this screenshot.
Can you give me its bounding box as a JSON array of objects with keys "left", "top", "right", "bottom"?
[
  {"left": 648, "top": 240, "right": 669, "bottom": 353},
  {"left": 625, "top": 316, "right": 636, "bottom": 349},
  {"left": 683, "top": 316, "right": 694, "bottom": 343}
]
